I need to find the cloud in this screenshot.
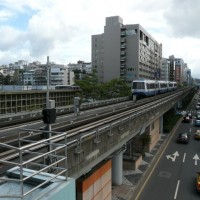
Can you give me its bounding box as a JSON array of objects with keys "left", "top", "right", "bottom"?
[
  {"left": 164, "top": 0, "right": 200, "bottom": 38},
  {"left": 0, "top": 26, "right": 26, "bottom": 50},
  {"left": 0, "top": 10, "right": 13, "bottom": 22},
  {"left": 0, "top": 0, "right": 199, "bottom": 78}
]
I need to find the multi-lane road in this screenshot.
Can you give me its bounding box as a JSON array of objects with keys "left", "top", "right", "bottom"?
[{"left": 136, "top": 96, "right": 200, "bottom": 200}]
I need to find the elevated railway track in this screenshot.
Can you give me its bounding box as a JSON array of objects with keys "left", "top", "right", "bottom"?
[{"left": 0, "top": 87, "right": 193, "bottom": 177}]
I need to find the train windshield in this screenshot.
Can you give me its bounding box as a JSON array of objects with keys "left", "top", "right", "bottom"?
[{"left": 133, "top": 82, "right": 145, "bottom": 89}]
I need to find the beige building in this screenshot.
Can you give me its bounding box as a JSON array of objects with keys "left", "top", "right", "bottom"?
[{"left": 92, "top": 16, "right": 162, "bottom": 85}]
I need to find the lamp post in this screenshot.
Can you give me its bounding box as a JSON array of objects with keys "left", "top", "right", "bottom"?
[
  {"left": 46, "top": 56, "right": 52, "bottom": 153},
  {"left": 46, "top": 56, "right": 50, "bottom": 108}
]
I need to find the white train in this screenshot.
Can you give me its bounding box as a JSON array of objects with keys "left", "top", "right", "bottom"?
[{"left": 131, "top": 79, "right": 177, "bottom": 99}]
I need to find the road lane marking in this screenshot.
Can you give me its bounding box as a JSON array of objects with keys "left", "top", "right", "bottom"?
[
  {"left": 182, "top": 153, "right": 186, "bottom": 163},
  {"left": 174, "top": 180, "right": 180, "bottom": 199}
]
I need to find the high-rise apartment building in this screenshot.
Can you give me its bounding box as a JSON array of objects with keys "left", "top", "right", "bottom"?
[
  {"left": 161, "top": 58, "right": 170, "bottom": 81},
  {"left": 91, "top": 16, "right": 162, "bottom": 84},
  {"left": 168, "top": 55, "right": 175, "bottom": 81},
  {"left": 174, "top": 58, "right": 184, "bottom": 85}
]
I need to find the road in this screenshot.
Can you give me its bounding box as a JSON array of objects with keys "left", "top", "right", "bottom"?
[{"left": 136, "top": 99, "right": 200, "bottom": 199}]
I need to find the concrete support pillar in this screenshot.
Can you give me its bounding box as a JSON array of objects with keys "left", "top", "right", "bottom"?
[
  {"left": 177, "top": 100, "right": 182, "bottom": 109},
  {"left": 112, "top": 151, "right": 123, "bottom": 186},
  {"left": 160, "top": 115, "right": 163, "bottom": 134}
]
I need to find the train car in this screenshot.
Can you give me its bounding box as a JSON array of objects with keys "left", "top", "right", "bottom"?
[
  {"left": 132, "top": 79, "right": 177, "bottom": 99},
  {"left": 167, "top": 81, "right": 177, "bottom": 91},
  {"left": 167, "top": 81, "right": 174, "bottom": 91},
  {"left": 158, "top": 80, "right": 168, "bottom": 94},
  {"left": 132, "top": 79, "right": 158, "bottom": 98},
  {"left": 171, "top": 81, "right": 177, "bottom": 90}
]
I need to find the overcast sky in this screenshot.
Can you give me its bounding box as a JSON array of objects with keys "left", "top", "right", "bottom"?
[{"left": 0, "top": 0, "right": 200, "bottom": 78}]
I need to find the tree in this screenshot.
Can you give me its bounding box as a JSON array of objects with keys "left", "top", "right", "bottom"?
[
  {"left": 12, "top": 69, "right": 26, "bottom": 85},
  {"left": 4, "top": 74, "right": 12, "bottom": 85},
  {"left": 73, "top": 69, "right": 82, "bottom": 80},
  {"left": 75, "top": 69, "right": 100, "bottom": 100},
  {"left": 75, "top": 72, "right": 131, "bottom": 100},
  {"left": 103, "top": 78, "right": 130, "bottom": 98},
  {"left": 0, "top": 73, "right": 4, "bottom": 85}
]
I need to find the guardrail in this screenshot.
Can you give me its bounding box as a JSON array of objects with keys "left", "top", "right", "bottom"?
[{"left": 0, "top": 129, "right": 68, "bottom": 199}]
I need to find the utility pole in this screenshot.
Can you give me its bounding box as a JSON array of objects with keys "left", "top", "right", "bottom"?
[
  {"left": 42, "top": 56, "right": 56, "bottom": 168},
  {"left": 42, "top": 56, "right": 56, "bottom": 151},
  {"left": 46, "top": 56, "right": 51, "bottom": 152},
  {"left": 46, "top": 56, "right": 50, "bottom": 108}
]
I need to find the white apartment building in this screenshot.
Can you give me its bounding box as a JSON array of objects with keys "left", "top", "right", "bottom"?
[
  {"left": 92, "top": 16, "right": 162, "bottom": 85},
  {"left": 22, "top": 64, "right": 74, "bottom": 86},
  {"left": 161, "top": 58, "right": 170, "bottom": 81}
]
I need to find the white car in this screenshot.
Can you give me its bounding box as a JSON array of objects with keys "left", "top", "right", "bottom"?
[{"left": 196, "top": 103, "right": 200, "bottom": 110}]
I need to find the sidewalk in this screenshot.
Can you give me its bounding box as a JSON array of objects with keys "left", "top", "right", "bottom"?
[{"left": 112, "top": 133, "right": 169, "bottom": 200}]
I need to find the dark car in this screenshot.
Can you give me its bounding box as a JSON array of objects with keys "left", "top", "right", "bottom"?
[
  {"left": 182, "top": 115, "right": 190, "bottom": 123},
  {"left": 176, "top": 133, "right": 189, "bottom": 144},
  {"left": 195, "top": 120, "right": 200, "bottom": 127},
  {"left": 196, "top": 114, "right": 200, "bottom": 120}
]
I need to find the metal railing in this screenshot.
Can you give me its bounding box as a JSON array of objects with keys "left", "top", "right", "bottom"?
[{"left": 0, "top": 128, "right": 68, "bottom": 199}]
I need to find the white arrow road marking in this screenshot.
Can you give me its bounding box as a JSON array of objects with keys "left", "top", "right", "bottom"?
[
  {"left": 193, "top": 154, "right": 200, "bottom": 165},
  {"left": 166, "top": 151, "right": 179, "bottom": 162}
]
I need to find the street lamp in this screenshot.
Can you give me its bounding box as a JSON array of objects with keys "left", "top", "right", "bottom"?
[{"left": 42, "top": 57, "right": 56, "bottom": 151}]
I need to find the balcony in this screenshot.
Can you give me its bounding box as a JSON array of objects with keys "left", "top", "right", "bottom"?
[
  {"left": 121, "top": 51, "right": 126, "bottom": 56},
  {"left": 120, "top": 74, "right": 126, "bottom": 79},
  {"left": 121, "top": 44, "right": 126, "bottom": 49},
  {"left": 121, "top": 26, "right": 126, "bottom": 30},
  {"left": 121, "top": 38, "right": 126, "bottom": 43},
  {"left": 121, "top": 31, "right": 126, "bottom": 36},
  {"left": 120, "top": 57, "right": 126, "bottom": 62},
  {"left": 120, "top": 64, "right": 126, "bottom": 68}
]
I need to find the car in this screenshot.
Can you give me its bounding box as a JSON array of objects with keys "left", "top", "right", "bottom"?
[
  {"left": 182, "top": 115, "right": 190, "bottom": 123},
  {"left": 197, "top": 172, "right": 200, "bottom": 192},
  {"left": 194, "top": 120, "right": 200, "bottom": 127},
  {"left": 194, "top": 130, "right": 200, "bottom": 139},
  {"left": 176, "top": 133, "right": 189, "bottom": 144},
  {"left": 196, "top": 114, "right": 200, "bottom": 120},
  {"left": 187, "top": 112, "right": 192, "bottom": 119},
  {"left": 196, "top": 103, "right": 200, "bottom": 110}
]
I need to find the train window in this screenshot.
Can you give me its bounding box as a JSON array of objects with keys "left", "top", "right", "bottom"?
[
  {"left": 149, "top": 83, "right": 155, "bottom": 89},
  {"left": 155, "top": 83, "right": 159, "bottom": 88},
  {"left": 133, "top": 82, "right": 145, "bottom": 89}
]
